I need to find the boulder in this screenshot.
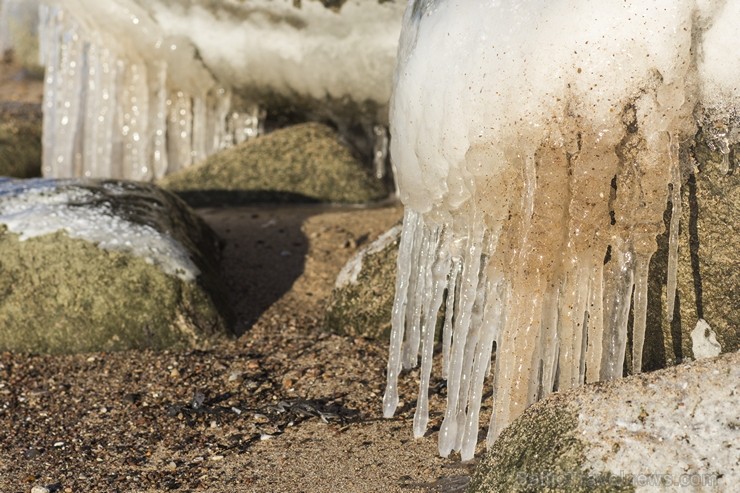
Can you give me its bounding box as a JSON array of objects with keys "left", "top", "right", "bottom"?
[
  {"left": 468, "top": 351, "right": 739, "bottom": 492},
  {"left": 643, "top": 122, "right": 739, "bottom": 371},
  {"left": 324, "top": 224, "right": 401, "bottom": 340},
  {"left": 0, "top": 178, "right": 233, "bottom": 353},
  {"left": 160, "top": 123, "right": 388, "bottom": 206},
  {"left": 0, "top": 102, "right": 42, "bottom": 178}
]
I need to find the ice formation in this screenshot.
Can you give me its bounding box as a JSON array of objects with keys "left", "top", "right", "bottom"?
[
  {"left": 36, "top": 0, "right": 241, "bottom": 180},
  {"left": 0, "top": 0, "right": 40, "bottom": 66},
  {"left": 0, "top": 178, "right": 200, "bottom": 281},
  {"left": 5, "top": 0, "right": 404, "bottom": 180},
  {"left": 384, "top": 0, "right": 739, "bottom": 461}
]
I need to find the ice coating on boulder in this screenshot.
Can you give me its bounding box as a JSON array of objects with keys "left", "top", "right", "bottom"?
[
  {"left": 38, "top": 0, "right": 234, "bottom": 180},
  {"left": 384, "top": 0, "right": 739, "bottom": 461},
  {"left": 0, "top": 179, "right": 200, "bottom": 281},
  {"left": 7, "top": 0, "right": 404, "bottom": 180}
]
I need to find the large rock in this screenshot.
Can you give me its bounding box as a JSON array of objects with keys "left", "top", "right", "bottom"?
[
  {"left": 160, "top": 123, "right": 388, "bottom": 206},
  {"left": 643, "top": 121, "right": 739, "bottom": 371},
  {"left": 468, "top": 351, "right": 739, "bottom": 493},
  {"left": 0, "top": 102, "right": 42, "bottom": 178},
  {"left": 324, "top": 224, "right": 401, "bottom": 340},
  {"left": 0, "top": 178, "right": 233, "bottom": 353}
]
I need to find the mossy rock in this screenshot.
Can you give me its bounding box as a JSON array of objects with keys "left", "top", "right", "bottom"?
[
  {"left": 324, "top": 224, "right": 401, "bottom": 340},
  {"left": 159, "top": 122, "right": 388, "bottom": 206},
  {"left": 0, "top": 178, "right": 234, "bottom": 354},
  {"left": 469, "top": 351, "right": 739, "bottom": 492},
  {"left": 641, "top": 118, "right": 739, "bottom": 372},
  {"left": 0, "top": 102, "right": 42, "bottom": 178}
]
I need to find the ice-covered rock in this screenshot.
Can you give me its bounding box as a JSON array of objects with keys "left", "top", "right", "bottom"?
[
  {"left": 468, "top": 351, "right": 739, "bottom": 492},
  {"left": 0, "top": 178, "right": 233, "bottom": 353},
  {"left": 384, "top": 0, "right": 740, "bottom": 461},
  {"left": 159, "top": 123, "right": 388, "bottom": 205},
  {"left": 26, "top": 0, "right": 404, "bottom": 180}
]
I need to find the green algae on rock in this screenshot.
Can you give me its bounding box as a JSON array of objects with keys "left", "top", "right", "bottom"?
[
  {"left": 0, "top": 102, "right": 42, "bottom": 178},
  {"left": 324, "top": 224, "right": 401, "bottom": 340},
  {"left": 159, "top": 123, "right": 388, "bottom": 206},
  {"left": 468, "top": 352, "right": 739, "bottom": 493},
  {"left": 0, "top": 178, "right": 233, "bottom": 353}
]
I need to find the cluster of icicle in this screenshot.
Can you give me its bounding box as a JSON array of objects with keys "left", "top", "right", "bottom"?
[
  {"left": 37, "top": 1, "right": 262, "bottom": 181},
  {"left": 384, "top": 0, "right": 739, "bottom": 461}
]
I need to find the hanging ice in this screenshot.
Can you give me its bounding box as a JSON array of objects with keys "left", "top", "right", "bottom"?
[
  {"left": 384, "top": 0, "right": 739, "bottom": 462},
  {"left": 28, "top": 0, "right": 406, "bottom": 180},
  {"left": 36, "top": 0, "right": 238, "bottom": 180}
]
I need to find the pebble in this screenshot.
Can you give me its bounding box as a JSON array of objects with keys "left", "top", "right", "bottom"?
[
  {"left": 227, "top": 371, "right": 244, "bottom": 382},
  {"left": 31, "top": 487, "right": 50, "bottom": 493}
]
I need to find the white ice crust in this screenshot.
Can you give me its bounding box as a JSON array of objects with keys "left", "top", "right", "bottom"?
[
  {"left": 335, "top": 224, "right": 403, "bottom": 288},
  {"left": 0, "top": 181, "right": 200, "bottom": 281},
  {"left": 149, "top": 0, "right": 405, "bottom": 105}
]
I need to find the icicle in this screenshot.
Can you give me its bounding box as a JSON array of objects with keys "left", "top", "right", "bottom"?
[
  {"left": 666, "top": 137, "right": 682, "bottom": 322},
  {"left": 631, "top": 254, "right": 650, "bottom": 374},
  {"left": 413, "top": 227, "right": 451, "bottom": 438},
  {"left": 441, "top": 258, "right": 461, "bottom": 379},
  {"left": 600, "top": 241, "right": 635, "bottom": 381},
  {"left": 385, "top": 0, "right": 736, "bottom": 461},
  {"left": 585, "top": 259, "right": 605, "bottom": 383},
  {"left": 383, "top": 209, "right": 420, "bottom": 418},
  {"left": 460, "top": 278, "right": 502, "bottom": 461},
  {"left": 438, "top": 210, "right": 486, "bottom": 457},
  {"left": 149, "top": 61, "right": 168, "bottom": 178},
  {"left": 373, "top": 125, "right": 390, "bottom": 180},
  {"left": 37, "top": 2, "right": 236, "bottom": 180},
  {"left": 401, "top": 214, "right": 430, "bottom": 369}
]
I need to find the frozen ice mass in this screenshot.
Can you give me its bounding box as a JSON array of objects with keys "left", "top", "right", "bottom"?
[
  {"left": 0, "top": 0, "right": 404, "bottom": 179},
  {"left": 384, "top": 0, "right": 739, "bottom": 461}
]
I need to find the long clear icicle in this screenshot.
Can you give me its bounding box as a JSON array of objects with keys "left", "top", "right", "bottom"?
[
  {"left": 383, "top": 209, "right": 420, "bottom": 418},
  {"left": 666, "top": 137, "right": 682, "bottom": 322},
  {"left": 413, "top": 227, "right": 450, "bottom": 438}
]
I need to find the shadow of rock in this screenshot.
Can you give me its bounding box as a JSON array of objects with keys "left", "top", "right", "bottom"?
[{"left": 197, "top": 204, "right": 316, "bottom": 336}]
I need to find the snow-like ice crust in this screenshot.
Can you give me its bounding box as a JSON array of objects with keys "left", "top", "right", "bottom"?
[{"left": 0, "top": 179, "right": 200, "bottom": 281}]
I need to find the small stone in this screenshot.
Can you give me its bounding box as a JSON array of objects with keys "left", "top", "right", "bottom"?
[
  {"left": 31, "top": 487, "right": 50, "bottom": 493},
  {"left": 210, "top": 455, "right": 224, "bottom": 461},
  {"left": 227, "top": 371, "right": 244, "bottom": 382}
]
